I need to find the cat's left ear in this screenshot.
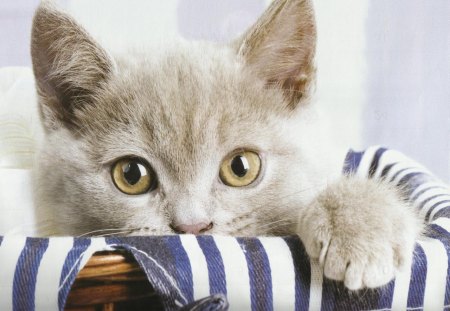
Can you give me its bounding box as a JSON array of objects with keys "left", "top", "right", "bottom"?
[
  {"left": 31, "top": 2, "right": 115, "bottom": 131},
  {"left": 235, "top": 0, "right": 316, "bottom": 108}
]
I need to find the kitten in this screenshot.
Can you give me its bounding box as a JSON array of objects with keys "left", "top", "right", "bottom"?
[{"left": 31, "top": 0, "right": 421, "bottom": 290}]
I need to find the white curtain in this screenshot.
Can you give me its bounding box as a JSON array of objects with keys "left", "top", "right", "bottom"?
[{"left": 363, "top": 0, "right": 450, "bottom": 180}]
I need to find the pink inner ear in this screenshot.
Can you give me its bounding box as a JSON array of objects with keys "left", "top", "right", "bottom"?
[
  {"left": 236, "top": 0, "right": 317, "bottom": 108},
  {"left": 31, "top": 2, "right": 114, "bottom": 131}
]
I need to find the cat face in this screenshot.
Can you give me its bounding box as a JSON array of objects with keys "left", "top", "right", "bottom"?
[{"left": 32, "top": 0, "right": 340, "bottom": 236}]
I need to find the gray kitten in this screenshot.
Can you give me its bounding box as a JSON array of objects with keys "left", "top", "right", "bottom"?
[{"left": 31, "top": 0, "right": 421, "bottom": 290}]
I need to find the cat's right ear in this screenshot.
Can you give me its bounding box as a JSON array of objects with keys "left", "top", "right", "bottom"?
[{"left": 31, "top": 2, "right": 114, "bottom": 131}]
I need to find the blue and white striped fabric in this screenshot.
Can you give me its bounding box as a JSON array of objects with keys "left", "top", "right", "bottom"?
[{"left": 1, "top": 146, "right": 449, "bottom": 310}]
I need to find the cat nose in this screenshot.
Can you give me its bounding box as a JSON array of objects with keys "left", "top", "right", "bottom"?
[{"left": 171, "top": 222, "right": 213, "bottom": 235}]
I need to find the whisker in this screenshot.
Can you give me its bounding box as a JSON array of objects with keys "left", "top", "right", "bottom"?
[
  {"left": 4, "top": 220, "right": 55, "bottom": 236},
  {"left": 257, "top": 218, "right": 295, "bottom": 230},
  {"left": 92, "top": 229, "right": 136, "bottom": 237},
  {"left": 77, "top": 227, "right": 142, "bottom": 237}
]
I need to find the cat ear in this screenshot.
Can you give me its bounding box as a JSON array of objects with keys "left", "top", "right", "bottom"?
[
  {"left": 236, "top": 0, "right": 316, "bottom": 108},
  {"left": 31, "top": 2, "right": 114, "bottom": 131}
]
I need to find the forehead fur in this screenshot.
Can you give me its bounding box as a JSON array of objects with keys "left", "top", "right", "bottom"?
[{"left": 76, "top": 42, "right": 291, "bottom": 174}]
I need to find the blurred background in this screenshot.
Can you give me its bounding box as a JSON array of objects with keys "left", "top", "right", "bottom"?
[{"left": 0, "top": 0, "right": 449, "bottom": 178}]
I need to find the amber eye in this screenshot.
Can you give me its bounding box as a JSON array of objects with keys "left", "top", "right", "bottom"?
[
  {"left": 111, "top": 158, "right": 156, "bottom": 195},
  {"left": 219, "top": 151, "right": 261, "bottom": 187}
]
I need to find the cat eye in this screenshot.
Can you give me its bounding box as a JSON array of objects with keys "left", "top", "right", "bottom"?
[
  {"left": 219, "top": 151, "right": 261, "bottom": 187},
  {"left": 111, "top": 158, "right": 156, "bottom": 195}
]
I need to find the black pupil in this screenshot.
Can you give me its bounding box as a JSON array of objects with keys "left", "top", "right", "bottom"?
[
  {"left": 231, "top": 155, "right": 249, "bottom": 178},
  {"left": 123, "top": 162, "right": 143, "bottom": 185}
]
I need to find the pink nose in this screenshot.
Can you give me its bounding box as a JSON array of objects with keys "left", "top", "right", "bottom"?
[{"left": 171, "top": 222, "right": 213, "bottom": 235}]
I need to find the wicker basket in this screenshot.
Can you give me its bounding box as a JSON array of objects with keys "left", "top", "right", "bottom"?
[{"left": 65, "top": 251, "right": 163, "bottom": 311}]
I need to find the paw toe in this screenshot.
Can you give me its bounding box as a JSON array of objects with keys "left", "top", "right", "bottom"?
[
  {"left": 323, "top": 244, "right": 347, "bottom": 281},
  {"left": 393, "top": 242, "right": 414, "bottom": 270},
  {"left": 363, "top": 257, "right": 394, "bottom": 288},
  {"left": 344, "top": 262, "right": 364, "bottom": 290},
  {"left": 302, "top": 230, "right": 331, "bottom": 261}
]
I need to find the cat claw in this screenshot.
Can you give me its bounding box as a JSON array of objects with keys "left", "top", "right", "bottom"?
[
  {"left": 303, "top": 228, "right": 402, "bottom": 290},
  {"left": 296, "top": 178, "right": 418, "bottom": 291},
  {"left": 318, "top": 240, "right": 330, "bottom": 267},
  {"left": 320, "top": 237, "right": 397, "bottom": 290}
]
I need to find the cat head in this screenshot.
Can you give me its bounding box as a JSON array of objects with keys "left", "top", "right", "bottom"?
[{"left": 32, "top": 0, "right": 336, "bottom": 236}]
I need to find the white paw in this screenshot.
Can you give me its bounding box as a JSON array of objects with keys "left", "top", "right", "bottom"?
[
  {"left": 321, "top": 236, "right": 398, "bottom": 290},
  {"left": 297, "top": 178, "right": 419, "bottom": 290}
]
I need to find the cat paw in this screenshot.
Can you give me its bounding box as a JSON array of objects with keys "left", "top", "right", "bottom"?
[
  {"left": 304, "top": 226, "right": 407, "bottom": 290},
  {"left": 297, "top": 177, "right": 420, "bottom": 290}
]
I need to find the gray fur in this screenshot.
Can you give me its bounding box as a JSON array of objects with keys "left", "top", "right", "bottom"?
[{"left": 31, "top": 0, "right": 421, "bottom": 290}]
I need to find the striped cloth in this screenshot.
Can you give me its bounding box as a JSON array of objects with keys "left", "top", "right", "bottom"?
[{"left": 0, "top": 146, "right": 449, "bottom": 311}]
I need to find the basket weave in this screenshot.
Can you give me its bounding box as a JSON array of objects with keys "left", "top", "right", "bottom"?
[{"left": 65, "top": 251, "right": 163, "bottom": 311}]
